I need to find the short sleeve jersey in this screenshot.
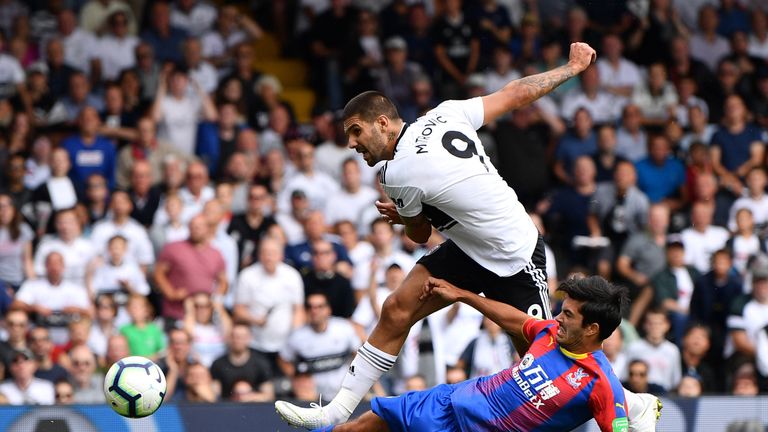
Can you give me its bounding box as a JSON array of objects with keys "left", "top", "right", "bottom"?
[
  {"left": 381, "top": 98, "right": 538, "bottom": 276},
  {"left": 449, "top": 319, "right": 628, "bottom": 432}
]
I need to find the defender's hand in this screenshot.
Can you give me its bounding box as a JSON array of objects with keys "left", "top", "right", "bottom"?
[
  {"left": 567, "top": 42, "right": 597, "bottom": 73},
  {"left": 420, "top": 277, "right": 463, "bottom": 302}
]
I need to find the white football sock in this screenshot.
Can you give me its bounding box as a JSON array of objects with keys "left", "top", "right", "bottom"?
[{"left": 325, "top": 342, "right": 397, "bottom": 423}]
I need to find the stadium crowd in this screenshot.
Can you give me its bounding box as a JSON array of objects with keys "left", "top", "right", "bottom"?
[{"left": 0, "top": 0, "right": 766, "bottom": 407}]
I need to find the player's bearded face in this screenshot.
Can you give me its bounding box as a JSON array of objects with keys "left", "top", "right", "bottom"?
[
  {"left": 364, "top": 124, "right": 388, "bottom": 165},
  {"left": 346, "top": 117, "right": 386, "bottom": 166}
]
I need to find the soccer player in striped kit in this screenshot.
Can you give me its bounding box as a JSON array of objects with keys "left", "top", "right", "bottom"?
[{"left": 309, "top": 276, "right": 639, "bottom": 432}]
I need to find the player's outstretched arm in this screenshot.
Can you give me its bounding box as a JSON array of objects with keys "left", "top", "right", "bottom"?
[
  {"left": 421, "top": 277, "right": 530, "bottom": 338},
  {"left": 481, "top": 42, "right": 596, "bottom": 125}
]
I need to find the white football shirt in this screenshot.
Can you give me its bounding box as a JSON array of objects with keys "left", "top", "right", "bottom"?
[{"left": 381, "top": 97, "right": 538, "bottom": 277}]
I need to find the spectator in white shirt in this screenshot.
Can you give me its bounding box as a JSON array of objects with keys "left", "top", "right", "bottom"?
[
  {"left": 14, "top": 252, "right": 93, "bottom": 344},
  {"left": 201, "top": 5, "right": 262, "bottom": 69},
  {"left": 674, "top": 77, "right": 709, "bottom": 129},
  {"left": 0, "top": 36, "right": 29, "bottom": 111},
  {"left": 233, "top": 237, "right": 305, "bottom": 363},
  {"left": 456, "top": 316, "right": 515, "bottom": 379},
  {"left": 90, "top": 191, "right": 154, "bottom": 271},
  {"left": 632, "top": 62, "right": 679, "bottom": 126},
  {"left": 727, "top": 208, "right": 764, "bottom": 276},
  {"left": 324, "top": 158, "right": 378, "bottom": 231},
  {"left": 681, "top": 201, "right": 730, "bottom": 273},
  {"left": 86, "top": 235, "right": 149, "bottom": 326},
  {"left": 596, "top": 33, "right": 641, "bottom": 105},
  {"left": 0, "top": 193, "right": 34, "bottom": 290},
  {"left": 170, "top": 0, "right": 218, "bottom": 35},
  {"left": 602, "top": 327, "right": 628, "bottom": 381},
  {"left": 626, "top": 308, "right": 682, "bottom": 391},
  {"left": 673, "top": 0, "right": 717, "bottom": 32},
  {"left": 278, "top": 140, "right": 340, "bottom": 214},
  {"left": 278, "top": 292, "right": 360, "bottom": 400},
  {"left": 0, "top": 349, "right": 54, "bottom": 405},
  {"left": 79, "top": 0, "right": 136, "bottom": 36},
  {"left": 335, "top": 220, "right": 374, "bottom": 279},
  {"left": 275, "top": 190, "right": 311, "bottom": 246},
  {"left": 351, "top": 218, "right": 415, "bottom": 298},
  {"left": 33, "top": 209, "right": 97, "bottom": 286},
  {"left": 88, "top": 294, "right": 119, "bottom": 360},
  {"left": 154, "top": 161, "right": 215, "bottom": 227},
  {"left": 679, "top": 105, "right": 716, "bottom": 152},
  {"left": 24, "top": 136, "right": 52, "bottom": 191},
  {"left": 259, "top": 105, "right": 294, "bottom": 158},
  {"left": 150, "top": 193, "right": 189, "bottom": 257},
  {"left": 202, "top": 198, "right": 238, "bottom": 293},
  {"left": 352, "top": 262, "right": 403, "bottom": 338},
  {"left": 96, "top": 11, "right": 138, "bottom": 81},
  {"left": 151, "top": 65, "right": 218, "bottom": 155},
  {"left": 560, "top": 65, "right": 620, "bottom": 124},
  {"left": 748, "top": 10, "right": 768, "bottom": 60},
  {"left": 56, "top": 9, "right": 98, "bottom": 76},
  {"left": 689, "top": 5, "right": 731, "bottom": 72},
  {"left": 727, "top": 266, "right": 768, "bottom": 380},
  {"left": 483, "top": 44, "right": 521, "bottom": 94},
  {"left": 182, "top": 36, "right": 218, "bottom": 95},
  {"left": 728, "top": 167, "right": 768, "bottom": 231},
  {"left": 26, "top": 148, "right": 77, "bottom": 236},
  {"left": 183, "top": 292, "right": 231, "bottom": 368}
]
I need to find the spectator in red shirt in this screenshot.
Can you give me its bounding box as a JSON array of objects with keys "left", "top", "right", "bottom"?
[{"left": 153, "top": 214, "right": 227, "bottom": 329}]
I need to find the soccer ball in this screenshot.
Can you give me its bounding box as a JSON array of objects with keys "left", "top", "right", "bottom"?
[{"left": 104, "top": 356, "right": 167, "bottom": 418}]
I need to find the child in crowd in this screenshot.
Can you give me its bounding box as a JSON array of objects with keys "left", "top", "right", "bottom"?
[{"left": 120, "top": 294, "right": 165, "bottom": 360}]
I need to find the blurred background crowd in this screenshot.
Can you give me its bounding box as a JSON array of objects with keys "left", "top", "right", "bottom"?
[{"left": 0, "top": 0, "right": 766, "bottom": 408}]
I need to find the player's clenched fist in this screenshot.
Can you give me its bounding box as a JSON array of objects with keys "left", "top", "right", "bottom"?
[
  {"left": 420, "top": 277, "right": 463, "bottom": 302},
  {"left": 567, "top": 42, "right": 597, "bottom": 73}
]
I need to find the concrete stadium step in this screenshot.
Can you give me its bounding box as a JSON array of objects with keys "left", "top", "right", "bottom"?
[
  {"left": 252, "top": 59, "right": 307, "bottom": 87},
  {"left": 282, "top": 88, "right": 316, "bottom": 124}
]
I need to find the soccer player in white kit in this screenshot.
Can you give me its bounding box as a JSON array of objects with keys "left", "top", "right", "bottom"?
[{"left": 277, "top": 42, "right": 662, "bottom": 432}]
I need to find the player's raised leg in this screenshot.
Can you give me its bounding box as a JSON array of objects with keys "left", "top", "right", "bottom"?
[{"left": 276, "top": 264, "right": 452, "bottom": 428}]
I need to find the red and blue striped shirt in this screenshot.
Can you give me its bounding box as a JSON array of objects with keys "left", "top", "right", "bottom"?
[{"left": 449, "top": 319, "right": 628, "bottom": 432}]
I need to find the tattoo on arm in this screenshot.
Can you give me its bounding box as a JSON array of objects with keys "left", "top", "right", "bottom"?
[
  {"left": 511, "top": 65, "right": 576, "bottom": 105},
  {"left": 483, "top": 62, "right": 580, "bottom": 124}
]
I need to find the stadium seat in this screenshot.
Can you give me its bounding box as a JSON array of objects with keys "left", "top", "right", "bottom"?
[
  {"left": 252, "top": 33, "right": 281, "bottom": 60},
  {"left": 252, "top": 59, "right": 308, "bottom": 87},
  {"left": 282, "top": 88, "right": 316, "bottom": 123}
]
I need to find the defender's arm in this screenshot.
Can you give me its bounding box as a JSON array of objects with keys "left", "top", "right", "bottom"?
[{"left": 421, "top": 277, "right": 530, "bottom": 338}]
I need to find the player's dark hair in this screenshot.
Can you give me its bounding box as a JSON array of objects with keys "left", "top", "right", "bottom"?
[
  {"left": 342, "top": 91, "right": 401, "bottom": 123},
  {"left": 557, "top": 276, "right": 628, "bottom": 340}
]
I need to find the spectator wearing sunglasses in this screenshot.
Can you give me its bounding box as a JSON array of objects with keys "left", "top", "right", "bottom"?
[{"left": 0, "top": 349, "right": 54, "bottom": 405}]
